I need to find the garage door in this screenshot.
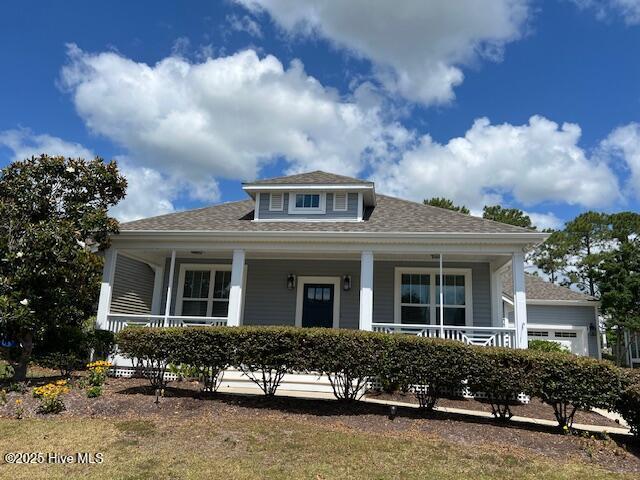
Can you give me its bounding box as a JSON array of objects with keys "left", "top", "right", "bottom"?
[{"left": 528, "top": 328, "right": 587, "bottom": 356}]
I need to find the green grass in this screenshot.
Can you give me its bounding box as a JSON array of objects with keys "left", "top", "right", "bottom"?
[{"left": 0, "top": 415, "right": 633, "bottom": 480}]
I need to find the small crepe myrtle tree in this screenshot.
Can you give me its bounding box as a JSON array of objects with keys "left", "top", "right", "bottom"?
[{"left": 0, "top": 155, "right": 126, "bottom": 381}]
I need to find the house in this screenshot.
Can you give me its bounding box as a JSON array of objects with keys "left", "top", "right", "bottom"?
[
  {"left": 97, "top": 170, "right": 558, "bottom": 382},
  {"left": 502, "top": 271, "right": 600, "bottom": 358}
]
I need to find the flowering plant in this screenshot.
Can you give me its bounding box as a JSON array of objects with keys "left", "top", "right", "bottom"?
[
  {"left": 33, "top": 379, "right": 70, "bottom": 414},
  {"left": 87, "top": 360, "right": 111, "bottom": 387}
]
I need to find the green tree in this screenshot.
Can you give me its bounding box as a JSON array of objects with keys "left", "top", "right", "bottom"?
[
  {"left": 423, "top": 197, "right": 470, "bottom": 214},
  {"left": 563, "top": 211, "right": 611, "bottom": 297},
  {"left": 482, "top": 205, "right": 535, "bottom": 229},
  {"left": 0, "top": 155, "right": 126, "bottom": 381},
  {"left": 529, "top": 229, "right": 569, "bottom": 284}
]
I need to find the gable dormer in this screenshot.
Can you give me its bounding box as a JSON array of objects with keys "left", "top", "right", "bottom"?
[{"left": 242, "top": 171, "right": 376, "bottom": 222}]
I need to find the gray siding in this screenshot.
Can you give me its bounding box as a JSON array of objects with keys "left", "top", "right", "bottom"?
[
  {"left": 111, "top": 255, "right": 154, "bottom": 314},
  {"left": 527, "top": 304, "right": 599, "bottom": 357},
  {"left": 160, "top": 257, "right": 491, "bottom": 328},
  {"left": 257, "top": 192, "right": 359, "bottom": 220}
]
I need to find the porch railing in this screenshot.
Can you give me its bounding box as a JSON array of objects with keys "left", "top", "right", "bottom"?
[
  {"left": 106, "top": 313, "right": 227, "bottom": 333},
  {"left": 371, "top": 323, "right": 517, "bottom": 348}
]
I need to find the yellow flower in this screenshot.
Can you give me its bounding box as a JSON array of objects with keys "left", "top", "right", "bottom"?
[{"left": 15, "top": 399, "right": 22, "bottom": 405}]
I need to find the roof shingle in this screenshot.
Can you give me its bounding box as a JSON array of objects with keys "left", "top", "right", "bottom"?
[
  {"left": 502, "top": 271, "right": 596, "bottom": 302},
  {"left": 242, "top": 170, "right": 374, "bottom": 186}
]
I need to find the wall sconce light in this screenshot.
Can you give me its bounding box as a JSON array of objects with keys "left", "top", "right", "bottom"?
[
  {"left": 287, "top": 274, "right": 296, "bottom": 290},
  {"left": 589, "top": 323, "right": 597, "bottom": 337},
  {"left": 343, "top": 275, "right": 352, "bottom": 291}
]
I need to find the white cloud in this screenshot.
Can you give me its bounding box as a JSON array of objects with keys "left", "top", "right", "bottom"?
[
  {"left": 600, "top": 122, "right": 640, "bottom": 198},
  {"left": 372, "top": 115, "right": 621, "bottom": 211},
  {"left": 526, "top": 211, "right": 564, "bottom": 231},
  {"left": 0, "top": 128, "right": 94, "bottom": 161},
  {"left": 236, "top": 0, "right": 530, "bottom": 105},
  {"left": 226, "top": 14, "right": 263, "bottom": 37},
  {"left": 570, "top": 0, "right": 640, "bottom": 25},
  {"left": 60, "top": 45, "right": 393, "bottom": 181}
]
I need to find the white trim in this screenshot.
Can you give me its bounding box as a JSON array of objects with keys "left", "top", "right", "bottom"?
[
  {"left": 252, "top": 218, "right": 363, "bottom": 223},
  {"left": 164, "top": 250, "right": 177, "bottom": 326},
  {"left": 254, "top": 192, "right": 261, "bottom": 220},
  {"left": 393, "top": 267, "right": 473, "bottom": 327},
  {"left": 288, "top": 192, "right": 326, "bottom": 215},
  {"left": 96, "top": 248, "right": 118, "bottom": 329},
  {"left": 228, "top": 249, "right": 246, "bottom": 327},
  {"left": 512, "top": 252, "right": 528, "bottom": 349},
  {"left": 359, "top": 251, "right": 374, "bottom": 331},
  {"left": 526, "top": 324, "right": 588, "bottom": 356},
  {"left": 526, "top": 299, "right": 598, "bottom": 306},
  {"left": 244, "top": 184, "right": 373, "bottom": 191},
  {"left": 333, "top": 192, "right": 348, "bottom": 212},
  {"left": 268, "top": 192, "right": 284, "bottom": 211},
  {"left": 176, "top": 263, "right": 232, "bottom": 317},
  {"left": 295, "top": 276, "right": 341, "bottom": 329},
  {"left": 357, "top": 192, "right": 363, "bottom": 221}
]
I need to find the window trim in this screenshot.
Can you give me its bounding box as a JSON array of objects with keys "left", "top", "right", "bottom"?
[
  {"left": 269, "top": 192, "right": 284, "bottom": 211},
  {"left": 393, "top": 267, "right": 473, "bottom": 326},
  {"left": 288, "top": 192, "right": 326, "bottom": 214},
  {"left": 332, "top": 192, "right": 348, "bottom": 212},
  {"left": 176, "top": 264, "right": 232, "bottom": 318}
]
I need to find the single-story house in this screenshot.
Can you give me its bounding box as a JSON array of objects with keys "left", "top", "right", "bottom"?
[{"left": 95, "top": 170, "right": 604, "bottom": 383}]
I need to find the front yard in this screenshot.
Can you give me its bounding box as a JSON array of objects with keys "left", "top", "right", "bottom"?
[{"left": 1, "top": 373, "right": 639, "bottom": 479}]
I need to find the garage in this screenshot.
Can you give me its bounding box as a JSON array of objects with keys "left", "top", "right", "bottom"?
[{"left": 527, "top": 326, "right": 588, "bottom": 356}]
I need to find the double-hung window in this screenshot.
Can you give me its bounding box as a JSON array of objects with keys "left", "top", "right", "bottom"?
[
  {"left": 178, "top": 266, "right": 231, "bottom": 317},
  {"left": 396, "top": 268, "right": 472, "bottom": 326},
  {"left": 296, "top": 193, "right": 320, "bottom": 208}
]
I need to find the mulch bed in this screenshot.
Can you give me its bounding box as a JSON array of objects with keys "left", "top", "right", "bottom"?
[{"left": 1, "top": 375, "right": 639, "bottom": 474}]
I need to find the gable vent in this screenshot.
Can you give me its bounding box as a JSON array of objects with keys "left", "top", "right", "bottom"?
[
  {"left": 333, "top": 192, "right": 347, "bottom": 211},
  {"left": 269, "top": 193, "right": 283, "bottom": 211}
]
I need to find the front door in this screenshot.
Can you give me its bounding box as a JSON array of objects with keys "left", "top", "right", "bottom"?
[{"left": 302, "top": 284, "right": 334, "bottom": 328}]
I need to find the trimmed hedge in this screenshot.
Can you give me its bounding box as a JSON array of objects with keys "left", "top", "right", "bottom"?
[{"left": 116, "top": 326, "right": 637, "bottom": 434}]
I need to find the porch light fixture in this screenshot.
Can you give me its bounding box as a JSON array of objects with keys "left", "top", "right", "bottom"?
[
  {"left": 287, "top": 274, "right": 296, "bottom": 290},
  {"left": 343, "top": 275, "right": 352, "bottom": 291}
]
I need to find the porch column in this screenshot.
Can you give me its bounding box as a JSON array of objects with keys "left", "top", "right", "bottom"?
[
  {"left": 227, "top": 249, "right": 246, "bottom": 327},
  {"left": 150, "top": 264, "right": 165, "bottom": 315},
  {"left": 96, "top": 248, "right": 117, "bottom": 330},
  {"left": 359, "top": 251, "right": 374, "bottom": 331},
  {"left": 512, "top": 252, "right": 528, "bottom": 349},
  {"left": 163, "top": 250, "right": 176, "bottom": 327},
  {"left": 490, "top": 266, "right": 504, "bottom": 327}
]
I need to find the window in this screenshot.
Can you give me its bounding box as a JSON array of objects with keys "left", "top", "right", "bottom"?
[
  {"left": 395, "top": 268, "right": 472, "bottom": 326},
  {"left": 295, "top": 193, "right": 320, "bottom": 208},
  {"left": 178, "top": 266, "right": 231, "bottom": 317},
  {"left": 529, "top": 331, "right": 549, "bottom": 337},
  {"left": 269, "top": 193, "right": 283, "bottom": 211},
  {"left": 555, "top": 331, "right": 577, "bottom": 338},
  {"left": 333, "top": 192, "right": 347, "bottom": 211}
]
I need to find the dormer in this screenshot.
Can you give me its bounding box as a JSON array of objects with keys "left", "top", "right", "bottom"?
[{"left": 242, "top": 171, "right": 376, "bottom": 222}]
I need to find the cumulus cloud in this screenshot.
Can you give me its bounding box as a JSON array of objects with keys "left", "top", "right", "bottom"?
[
  {"left": 371, "top": 115, "right": 621, "bottom": 211},
  {"left": 600, "top": 122, "right": 640, "bottom": 198},
  {"left": 226, "top": 14, "right": 263, "bottom": 37},
  {"left": 526, "top": 211, "right": 564, "bottom": 231},
  {"left": 236, "top": 0, "right": 530, "bottom": 105},
  {"left": 60, "top": 44, "right": 394, "bottom": 181},
  {"left": 570, "top": 0, "right": 640, "bottom": 25},
  {"left": 0, "top": 128, "right": 94, "bottom": 161}
]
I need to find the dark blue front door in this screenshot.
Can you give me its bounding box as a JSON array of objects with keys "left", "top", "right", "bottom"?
[{"left": 302, "top": 284, "right": 334, "bottom": 328}]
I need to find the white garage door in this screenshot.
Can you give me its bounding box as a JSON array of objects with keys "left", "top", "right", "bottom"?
[{"left": 528, "top": 327, "right": 587, "bottom": 356}]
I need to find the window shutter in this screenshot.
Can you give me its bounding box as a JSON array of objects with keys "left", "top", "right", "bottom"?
[
  {"left": 333, "top": 192, "right": 347, "bottom": 211},
  {"left": 269, "top": 193, "right": 283, "bottom": 211}
]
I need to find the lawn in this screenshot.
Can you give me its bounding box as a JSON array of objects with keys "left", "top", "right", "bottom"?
[{"left": 0, "top": 414, "right": 635, "bottom": 480}]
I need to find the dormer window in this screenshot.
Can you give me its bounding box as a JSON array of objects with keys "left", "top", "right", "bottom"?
[{"left": 289, "top": 192, "right": 326, "bottom": 214}]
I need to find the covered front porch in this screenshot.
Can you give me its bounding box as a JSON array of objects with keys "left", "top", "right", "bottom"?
[{"left": 97, "top": 244, "right": 530, "bottom": 350}]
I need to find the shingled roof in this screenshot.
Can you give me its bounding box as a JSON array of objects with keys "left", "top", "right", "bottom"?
[
  {"left": 121, "top": 193, "right": 538, "bottom": 234},
  {"left": 242, "top": 170, "right": 373, "bottom": 186},
  {"left": 502, "top": 270, "right": 596, "bottom": 302}
]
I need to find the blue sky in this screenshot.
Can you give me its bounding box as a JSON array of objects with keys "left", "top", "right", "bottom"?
[{"left": 1, "top": 0, "right": 639, "bottom": 227}]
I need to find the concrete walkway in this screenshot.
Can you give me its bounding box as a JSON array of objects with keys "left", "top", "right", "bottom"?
[{"left": 220, "top": 386, "right": 632, "bottom": 436}]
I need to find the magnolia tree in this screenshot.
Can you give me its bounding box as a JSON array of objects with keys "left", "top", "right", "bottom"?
[{"left": 0, "top": 155, "right": 126, "bottom": 381}]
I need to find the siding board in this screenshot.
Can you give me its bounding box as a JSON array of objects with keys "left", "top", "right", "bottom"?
[{"left": 110, "top": 255, "right": 154, "bottom": 314}]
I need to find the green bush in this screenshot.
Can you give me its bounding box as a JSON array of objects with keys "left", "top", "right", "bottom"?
[
  {"left": 616, "top": 370, "right": 640, "bottom": 437},
  {"left": 468, "top": 348, "right": 536, "bottom": 419},
  {"left": 532, "top": 353, "right": 624, "bottom": 432},
  {"left": 86, "top": 385, "right": 102, "bottom": 398},
  {"left": 528, "top": 339, "right": 569, "bottom": 354},
  {"left": 386, "top": 336, "right": 474, "bottom": 410}
]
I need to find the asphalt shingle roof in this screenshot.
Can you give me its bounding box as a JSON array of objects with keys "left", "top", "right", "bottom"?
[
  {"left": 502, "top": 271, "right": 596, "bottom": 302},
  {"left": 121, "top": 193, "right": 536, "bottom": 234},
  {"left": 242, "top": 170, "right": 374, "bottom": 186}
]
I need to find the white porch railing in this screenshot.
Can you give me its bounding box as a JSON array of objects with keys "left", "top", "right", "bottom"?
[
  {"left": 371, "top": 323, "right": 517, "bottom": 348},
  {"left": 106, "top": 313, "right": 227, "bottom": 333}
]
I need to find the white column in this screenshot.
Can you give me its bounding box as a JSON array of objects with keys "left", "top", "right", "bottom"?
[
  {"left": 227, "top": 249, "right": 246, "bottom": 327},
  {"left": 490, "top": 266, "right": 504, "bottom": 327},
  {"left": 164, "top": 250, "right": 176, "bottom": 327},
  {"left": 150, "top": 264, "right": 165, "bottom": 315},
  {"left": 512, "top": 252, "right": 528, "bottom": 349},
  {"left": 439, "top": 254, "right": 444, "bottom": 338},
  {"left": 96, "top": 248, "right": 117, "bottom": 330},
  {"left": 359, "top": 251, "right": 374, "bottom": 331}
]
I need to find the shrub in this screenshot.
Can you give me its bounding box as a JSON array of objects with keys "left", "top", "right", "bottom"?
[
  {"left": 33, "top": 379, "right": 70, "bottom": 414},
  {"left": 86, "top": 385, "right": 102, "bottom": 398},
  {"left": 36, "top": 352, "right": 85, "bottom": 377},
  {"left": 87, "top": 360, "right": 111, "bottom": 387},
  {"left": 117, "top": 328, "right": 178, "bottom": 389},
  {"left": 468, "top": 348, "right": 536, "bottom": 420},
  {"left": 528, "top": 339, "right": 569, "bottom": 354},
  {"left": 307, "top": 329, "right": 386, "bottom": 401},
  {"left": 385, "top": 336, "right": 474, "bottom": 411},
  {"left": 616, "top": 370, "right": 640, "bottom": 437},
  {"left": 233, "top": 327, "right": 307, "bottom": 396},
  {"left": 171, "top": 327, "right": 234, "bottom": 392},
  {"left": 532, "top": 353, "right": 624, "bottom": 432}
]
